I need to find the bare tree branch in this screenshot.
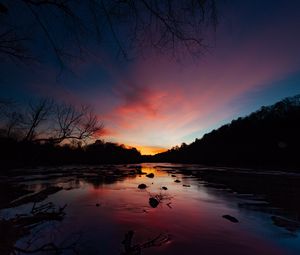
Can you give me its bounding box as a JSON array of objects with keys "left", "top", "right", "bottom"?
[
  {"left": 32, "top": 102, "right": 103, "bottom": 144},
  {"left": 0, "top": 0, "right": 219, "bottom": 65},
  {"left": 0, "top": 98, "right": 103, "bottom": 143},
  {"left": 23, "top": 98, "right": 53, "bottom": 142}
]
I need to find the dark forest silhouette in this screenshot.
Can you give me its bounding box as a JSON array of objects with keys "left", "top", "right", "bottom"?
[
  {"left": 0, "top": 98, "right": 141, "bottom": 168},
  {"left": 148, "top": 94, "right": 300, "bottom": 169},
  {"left": 0, "top": 138, "right": 141, "bottom": 168},
  {"left": 1, "top": 94, "right": 300, "bottom": 169}
]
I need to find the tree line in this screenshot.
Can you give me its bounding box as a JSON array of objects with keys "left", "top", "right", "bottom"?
[
  {"left": 0, "top": 98, "right": 141, "bottom": 169},
  {"left": 150, "top": 94, "right": 300, "bottom": 169},
  {"left": 3, "top": 94, "right": 300, "bottom": 169}
]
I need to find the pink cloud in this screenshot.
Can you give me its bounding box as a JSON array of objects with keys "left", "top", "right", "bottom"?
[
  {"left": 22, "top": 8, "right": 300, "bottom": 149},
  {"left": 100, "top": 12, "right": 300, "bottom": 147}
]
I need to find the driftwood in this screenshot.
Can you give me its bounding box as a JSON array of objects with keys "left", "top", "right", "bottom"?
[
  {"left": 9, "top": 186, "right": 63, "bottom": 208},
  {"left": 0, "top": 182, "right": 33, "bottom": 209},
  {"left": 148, "top": 192, "right": 173, "bottom": 209},
  {"left": 0, "top": 203, "right": 67, "bottom": 255},
  {"left": 121, "top": 230, "right": 170, "bottom": 255}
]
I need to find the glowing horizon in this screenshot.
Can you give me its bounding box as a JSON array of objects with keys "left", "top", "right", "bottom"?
[
  {"left": 1, "top": 1, "right": 300, "bottom": 152},
  {"left": 133, "top": 145, "right": 168, "bottom": 156}
]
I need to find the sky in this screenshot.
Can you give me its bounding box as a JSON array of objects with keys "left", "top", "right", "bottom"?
[{"left": 1, "top": 0, "right": 300, "bottom": 155}]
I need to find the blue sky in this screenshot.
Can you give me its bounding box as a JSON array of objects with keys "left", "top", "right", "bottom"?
[{"left": 1, "top": 0, "right": 300, "bottom": 154}]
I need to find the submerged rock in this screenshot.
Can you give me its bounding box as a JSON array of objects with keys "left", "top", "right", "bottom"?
[
  {"left": 271, "top": 216, "right": 300, "bottom": 232},
  {"left": 162, "top": 186, "right": 168, "bottom": 190},
  {"left": 222, "top": 215, "right": 239, "bottom": 223},
  {"left": 174, "top": 180, "right": 181, "bottom": 183},
  {"left": 149, "top": 197, "right": 159, "bottom": 208},
  {"left": 183, "top": 184, "right": 190, "bottom": 187},
  {"left": 171, "top": 174, "right": 176, "bottom": 177},
  {"left": 146, "top": 173, "right": 154, "bottom": 178},
  {"left": 138, "top": 184, "right": 147, "bottom": 189}
]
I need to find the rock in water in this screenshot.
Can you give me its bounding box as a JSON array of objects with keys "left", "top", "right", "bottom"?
[
  {"left": 149, "top": 197, "right": 159, "bottom": 208},
  {"left": 146, "top": 173, "right": 154, "bottom": 178},
  {"left": 271, "top": 216, "right": 300, "bottom": 232},
  {"left": 222, "top": 215, "right": 239, "bottom": 223},
  {"left": 174, "top": 179, "right": 181, "bottom": 183},
  {"left": 138, "top": 184, "right": 147, "bottom": 189},
  {"left": 162, "top": 186, "right": 168, "bottom": 190}
]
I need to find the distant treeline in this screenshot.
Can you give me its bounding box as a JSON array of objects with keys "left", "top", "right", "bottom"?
[
  {"left": 0, "top": 138, "right": 141, "bottom": 168},
  {"left": 148, "top": 95, "right": 300, "bottom": 168},
  {"left": 0, "top": 98, "right": 141, "bottom": 169},
  {"left": 2, "top": 95, "right": 300, "bottom": 169}
]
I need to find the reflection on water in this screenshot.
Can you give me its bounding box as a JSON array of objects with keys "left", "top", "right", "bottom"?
[{"left": 1, "top": 163, "right": 300, "bottom": 254}]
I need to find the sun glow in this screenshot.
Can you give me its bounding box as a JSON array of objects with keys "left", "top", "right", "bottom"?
[{"left": 134, "top": 145, "right": 167, "bottom": 155}]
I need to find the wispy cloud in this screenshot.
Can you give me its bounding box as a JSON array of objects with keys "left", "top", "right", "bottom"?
[
  {"left": 22, "top": 2, "right": 300, "bottom": 150},
  {"left": 99, "top": 8, "right": 300, "bottom": 147}
]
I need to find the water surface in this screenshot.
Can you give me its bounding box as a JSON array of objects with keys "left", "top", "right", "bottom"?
[{"left": 1, "top": 163, "right": 300, "bottom": 254}]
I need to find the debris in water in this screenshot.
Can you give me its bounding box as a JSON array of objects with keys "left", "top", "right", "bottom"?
[
  {"left": 146, "top": 173, "right": 154, "bottom": 178},
  {"left": 271, "top": 216, "right": 300, "bottom": 232},
  {"left": 222, "top": 215, "right": 239, "bottom": 223},
  {"left": 0, "top": 203, "right": 68, "bottom": 254},
  {"left": 138, "top": 184, "right": 147, "bottom": 189},
  {"left": 9, "top": 186, "right": 63, "bottom": 208},
  {"left": 149, "top": 197, "right": 159, "bottom": 208},
  {"left": 121, "top": 230, "right": 170, "bottom": 254}
]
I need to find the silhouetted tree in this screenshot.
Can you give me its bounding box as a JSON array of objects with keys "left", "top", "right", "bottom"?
[
  {"left": 36, "top": 103, "right": 103, "bottom": 144},
  {"left": 0, "top": 98, "right": 103, "bottom": 144},
  {"left": 0, "top": 100, "right": 24, "bottom": 139},
  {"left": 0, "top": 97, "right": 144, "bottom": 168},
  {"left": 23, "top": 98, "right": 53, "bottom": 142}
]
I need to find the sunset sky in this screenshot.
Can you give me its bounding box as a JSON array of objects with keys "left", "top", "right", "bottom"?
[{"left": 1, "top": 0, "right": 300, "bottom": 155}]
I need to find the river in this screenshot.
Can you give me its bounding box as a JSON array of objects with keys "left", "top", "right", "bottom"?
[{"left": 1, "top": 163, "right": 300, "bottom": 254}]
